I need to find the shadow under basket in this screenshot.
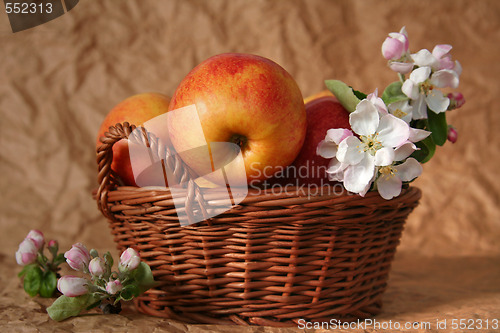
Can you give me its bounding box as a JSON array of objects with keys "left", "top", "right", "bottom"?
[{"left": 96, "top": 123, "right": 421, "bottom": 327}]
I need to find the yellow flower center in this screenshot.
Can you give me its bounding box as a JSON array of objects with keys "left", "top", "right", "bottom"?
[
  {"left": 420, "top": 81, "right": 435, "bottom": 95},
  {"left": 379, "top": 165, "right": 396, "bottom": 176},
  {"left": 360, "top": 134, "right": 382, "bottom": 155},
  {"left": 393, "top": 108, "right": 408, "bottom": 119}
]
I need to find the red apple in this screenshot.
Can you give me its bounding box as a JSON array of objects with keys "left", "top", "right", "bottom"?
[
  {"left": 96, "top": 93, "right": 171, "bottom": 186},
  {"left": 276, "top": 95, "right": 351, "bottom": 186},
  {"left": 167, "top": 53, "right": 306, "bottom": 186}
]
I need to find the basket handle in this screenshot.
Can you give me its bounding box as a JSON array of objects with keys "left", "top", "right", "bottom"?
[{"left": 96, "top": 122, "right": 210, "bottom": 225}]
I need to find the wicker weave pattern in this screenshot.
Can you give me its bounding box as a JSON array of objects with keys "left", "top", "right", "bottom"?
[{"left": 96, "top": 123, "right": 421, "bottom": 326}]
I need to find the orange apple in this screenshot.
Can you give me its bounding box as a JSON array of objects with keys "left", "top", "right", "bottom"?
[
  {"left": 276, "top": 95, "right": 351, "bottom": 186},
  {"left": 96, "top": 93, "right": 171, "bottom": 186},
  {"left": 167, "top": 53, "right": 306, "bottom": 186}
]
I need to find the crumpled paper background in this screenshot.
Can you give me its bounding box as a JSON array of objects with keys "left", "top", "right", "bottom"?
[{"left": 1, "top": 0, "right": 499, "bottom": 332}]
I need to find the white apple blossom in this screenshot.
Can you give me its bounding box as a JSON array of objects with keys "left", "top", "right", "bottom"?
[
  {"left": 401, "top": 66, "right": 460, "bottom": 118},
  {"left": 316, "top": 92, "right": 428, "bottom": 199},
  {"left": 375, "top": 158, "right": 422, "bottom": 200},
  {"left": 318, "top": 98, "right": 411, "bottom": 195},
  {"left": 387, "top": 100, "right": 413, "bottom": 123}
]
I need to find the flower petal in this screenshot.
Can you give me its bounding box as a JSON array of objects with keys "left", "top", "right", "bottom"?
[
  {"left": 432, "top": 44, "right": 452, "bottom": 59},
  {"left": 326, "top": 158, "right": 346, "bottom": 181},
  {"left": 430, "top": 69, "right": 459, "bottom": 89},
  {"left": 409, "top": 66, "right": 432, "bottom": 83},
  {"left": 409, "top": 127, "right": 431, "bottom": 142},
  {"left": 394, "top": 141, "right": 417, "bottom": 161},
  {"left": 374, "top": 147, "right": 395, "bottom": 166},
  {"left": 377, "top": 174, "right": 403, "bottom": 200},
  {"left": 367, "top": 91, "right": 389, "bottom": 115},
  {"left": 426, "top": 90, "right": 450, "bottom": 113},
  {"left": 316, "top": 140, "right": 338, "bottom": 159},
  {"left": 394, "top": 157, "right": 422, "bottom": 181},
  {"left": 389, "top": 61, "right": 414, "bottom": 74},
  {"left": 412, "top": 49, "right": 439, "bottom": 69},
  {"left": 337, "top": 136, "right": 364, "bottom": 165},
  {"left": 343, "top": 156, "right": 375, "bottom": 194},
  {"left": 349, "top": 100, "right": 379, "bottom": 136},
  {"left": 377, "top": 114, "right": 410, "bottom": 147},
  {"left": 402, "top": 79, "right": 419, "bottom": 100},
  {"left": 325, "top": 128, "right": 353, "bottom": 144},
  {"left": 453, "top": 60, "right": 462, "bottom": 76},
  {"left": 411, "top": 96, "right": 428, "bottom": 119}
]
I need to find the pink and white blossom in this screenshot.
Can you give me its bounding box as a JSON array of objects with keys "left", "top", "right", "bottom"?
[
  {"left": 119, "top": 248, "right": 141, "bottom": 272},
  {"left": 65, "top": 243, "right": 91, "bottom": 272},
  {"left": 106, "top": 280, "right": 123, "bottom": 295},
  {"left": 15, "top": 238, "right": 39, "bottom": 266},
  {"left": 26, "top": 230, "right": 44, "bottom": 250},
  {"left": 318, "top": 97, "right": 412, "bottom": 195},
  {"left": 382, "top": 27, "right": 414, "bottom": 74},
  {"left": 57, "top": 276, "right": 89, "bottom": 297},
  {"left": 88, "top": 257, "right": 106, "bottom": 277},
  {"left": 401, "top": 66, "right": 459, "bottom": 117},
  {"left": 447, "top": 92, "right": 466, "bottom": 110},
  {"left": 382, "top": 28, "right": 409, "bottom": 60}
]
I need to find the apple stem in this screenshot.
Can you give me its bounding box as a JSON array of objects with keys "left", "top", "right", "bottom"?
[{"left": 229, "top": 134, "right": 248, "bottom": 151}]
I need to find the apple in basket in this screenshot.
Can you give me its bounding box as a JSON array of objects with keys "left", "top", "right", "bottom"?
[
  {"left": 96, "top": 93, "right": 170, "bottom": 186},
  {"left": 273, "top": 94, "right": 351, "bottom": 186},
  {"left": 167, "top": 53, "right": 307, "bottom": 186}
]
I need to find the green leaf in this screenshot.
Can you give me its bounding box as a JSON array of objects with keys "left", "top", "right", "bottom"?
[
  {"left": 24, "top": 266, "right": 43, "bottom": 297},
  {"left": 119, "top": 285, "right": 140, "bottom": 301},
  {"left": 325, "top": 80, "right": 362, "bottom": 113},
  {"left": 427, "top": 110, "right": 448, "bottom": 146},
  {"left": 39, "top": 271, "right": 57, "bottom": 298},
  {"left": 47, "top": 294, "right": 99, "bottom": 321},
  {"left": 18, "top": 264, "right": 38, "bottom": 278},
  {"left": 352, "top": 89, "right": 367, "bottom": 100},
  {"left": 103, "top": 252, "right": 113, "bottom": 268},
  {"left": 382, "top": 81, "right": 408, "bottom": 105},
  {"left": 131, "top": 262, "right": 156, "bottom": 293},
  {"left": 411, "top": 135, "right": 436, "bottom": 163}
]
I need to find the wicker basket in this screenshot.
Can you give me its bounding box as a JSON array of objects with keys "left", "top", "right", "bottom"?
[{"left": 96, "top": 123, "right": 421, "bottom": 327}]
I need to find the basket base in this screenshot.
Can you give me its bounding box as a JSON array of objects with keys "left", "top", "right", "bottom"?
[{"left": 133, "top": 295, "right": 384, "bottom": 327}]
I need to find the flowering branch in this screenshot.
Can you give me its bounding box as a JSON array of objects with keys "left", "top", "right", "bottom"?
[
  {"left": 16, "top": 230, "right": 65, "bottom": 298},
  {"left": 47, "top": 245, "right": 155, "bottom": 321},
  {"left": 321, "top": 26, "right": 465, "bottom": 199}
]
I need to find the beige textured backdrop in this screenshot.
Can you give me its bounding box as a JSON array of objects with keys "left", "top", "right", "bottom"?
[{"left": 1, "top": 0, "right": 499, "bottom": 332}]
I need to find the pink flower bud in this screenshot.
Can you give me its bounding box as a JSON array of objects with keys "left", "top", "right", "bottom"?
[
  {"left": 57, "top": 276, "right": 89, "bottom": 297},
  {"left": 26, "top": 230, "right": 44, "bottom": 250},
  {"left": 447, "top": 126, "right": 458, "bottom": 143},
  {"left": 119, "top": 248, "right": 141, "bottom": 272},
  {"left": 447, "top": 92, "right": 466, "bottom": 110},
  {"left": 64, "top": 243, "right": 91, "bottom": 271},
  {"left": 88, "top": 257, "right": 106, "bottom": 277},
  {"left": 15, "top": 238, "right": 38, "bottom": 266},
  {"left": 382, "top": 31, "right": 409, "bottom": 60},
  {"left": 106, "top": 280, "right": 123, "bottom": 295}
]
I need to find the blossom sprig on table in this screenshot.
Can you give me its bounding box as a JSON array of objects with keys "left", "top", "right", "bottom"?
[
  {"left": 320, "top": 26, "right": 465, "bottom": 199},
  {"left": 15, "top": 230, "right": 66, "bottom": 298},
  {"left": 46, "top": 244, "right": 155, "bottom": 321}
]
